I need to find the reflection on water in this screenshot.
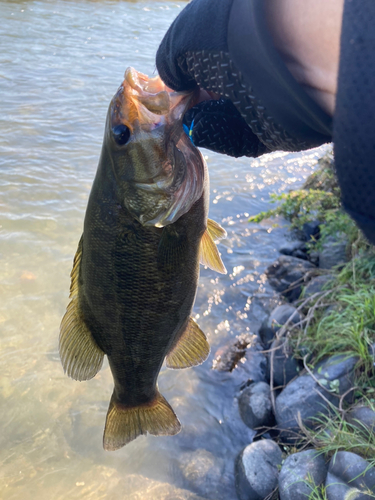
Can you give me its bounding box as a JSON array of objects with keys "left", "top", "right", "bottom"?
[{"left": 0, "top": 1, "right": 328, "bottom": 498}]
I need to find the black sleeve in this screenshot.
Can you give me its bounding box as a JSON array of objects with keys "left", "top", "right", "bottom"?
[
  {"left": 333, "top": 0, "right": 375, "bottom": 245},
  {"left": 156, "top": 0, "right": 332, "bottom": 154}
]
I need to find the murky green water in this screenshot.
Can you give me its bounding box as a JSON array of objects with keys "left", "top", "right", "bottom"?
[{"left": 0, "top": 1, "right": 327, "bottom": 498}]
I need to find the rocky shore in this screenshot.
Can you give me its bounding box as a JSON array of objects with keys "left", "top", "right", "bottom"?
[{"left": 213, "top": 151, "right": 375, "bottom": 500}]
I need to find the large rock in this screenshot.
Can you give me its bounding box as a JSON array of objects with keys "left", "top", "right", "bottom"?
[
  {"left": 293, "top": 220, "right": 321, "bottom": 242},
  {"left": 177, "top": 448, "right": 225, "bottom": 499},
  {"left": 235, "top": 440, "right": 282, "bottom": 500},
  {"left": 319, "top": 233, "right": 349, "bottom": 269},
  {"left": 279, "top": 450, "right": 328, "bottom": 500},
  {"left": 325, "top": 451, "right": 375, "bottom": 500},
  {"left": 240, "top": 339, "right": 269, "bottom": 383},
  {"left": 270, "top": 337, "right": 302, "bottom": 388},
  {"left": 314, "top": 354, "right": 359, "bottom": 399},
  {"left": 346, "top": 405, "right": 375, "bottom": 434},
  {"left": 275, "top": 355, "right": 358, "bottom": 443},
  {"left": 259, "top": 304, "right": 301, "bottom": 347},
  {"left": 303, "top": 274, "right": 333, "bottom": 298},
  {"left": 238, "top": 382, "right": 274, "bottom": 430},
  {"left": 266, "top": 256, "right": 315, "bottom": 301},
  {"left": 302, "top": 220, "right": 321, "bottom": 242},
  {"left": 279, "top": 240, "right": 308, "bottom": 260}
]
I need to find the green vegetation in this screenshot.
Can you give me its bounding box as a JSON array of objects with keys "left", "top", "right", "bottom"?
[
  {"left": 249, "top": 189, "right": 340, "bottom": 231},
  {"left": 249, "top": 151, "right": 369, "bottom": 255},
  {"left": 305, "top": 402, "right": 375, "bottom": 466},
  {"left": 250, "top": 150, "right": 375, "bottom": 385},
  {"left": 251, "top": 150, "right": 375, "bottom": 489},
  {"left": 292, "top": 253, "right": 375, "bottom": 385},
  {"left": 298, "top": 401, "right": 375, "bottom": 499}
]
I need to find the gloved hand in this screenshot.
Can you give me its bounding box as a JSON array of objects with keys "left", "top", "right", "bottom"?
[
  {"left": 156, "top": 0, "right": 332, "bottom": 156},
  {"left": 183, "top": 99, "right": 268, "bottom": 158}
]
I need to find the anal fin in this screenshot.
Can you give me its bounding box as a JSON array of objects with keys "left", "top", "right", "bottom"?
[
  {"left": 103, "top": 390, "right": 181, "bottom": 451},
  {"left": 166, "top": 317, "right": 210, "bottom": 369},
  {"left": 207, "top": 218, "right": 227, "bottom": 241},
  {"left": 199, "top": 227, "right": 227, "bottom": 274}
]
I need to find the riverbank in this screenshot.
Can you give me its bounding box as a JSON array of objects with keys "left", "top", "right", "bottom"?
[{"left": 223, "top": 149, "right": 375, "bottom": 500}]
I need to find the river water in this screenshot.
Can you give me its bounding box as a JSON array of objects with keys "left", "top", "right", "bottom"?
[{"left": 0, "top": 1, "right": 327, "bottom": 499}]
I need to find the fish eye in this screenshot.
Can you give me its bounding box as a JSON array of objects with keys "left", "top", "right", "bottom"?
[{"left": 112, "top": 124, "right": 131, "bottom": 145}]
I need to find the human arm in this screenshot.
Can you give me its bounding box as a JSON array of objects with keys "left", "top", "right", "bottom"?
[
  {"left": 156, "top": 0, "right": 334, "bottom": 157},
  {"left": 157, "top": 0, "right": 375, "bottom": 245}
]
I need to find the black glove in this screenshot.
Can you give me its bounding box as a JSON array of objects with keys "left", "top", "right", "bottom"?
[
  {"left": 183, "top": 98, "right": 268, "bottom": 158},
  {"left": 157, "top": 0, "right": 332, "bottom": 156}
]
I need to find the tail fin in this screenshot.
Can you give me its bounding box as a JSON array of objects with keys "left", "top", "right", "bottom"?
[{"left": 103, "top": 390, "right": 181, "bottom": 451}]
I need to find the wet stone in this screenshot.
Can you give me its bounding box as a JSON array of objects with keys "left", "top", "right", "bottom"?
[
  {"left": 308, "top": 249, "right": 320, "bottom": 266},
  {"left": 238, "top": 382, "right": 274, "bottom": 430},
  {"left": 325, "top": 451, "right": 375, "bottom": 500},
  {"left": 303, "top": 274, "right": 333, "bottom": 299},
  {"left": 302, "top": 220, "right": 321, "bottom": 242},
  {"left": 270, "top": 337, "right": 301, "bottom": 388},
  {"left": 258, "top": 304, "right": 301, "bottom": 348},
  {"left": 279, "top": 240, "right": 308, "bottom": 260},
  {"left": 314, "top": 354, "right": 359, "bottom": 401},
  {"left": 240, "top": 338, "right": 269, "bottom": 383},
  {"left": 266, "top": 255, "right": 315, "bottom": 302},
  {"left": 279, "top": 450, "right": 328, "bottom": 500},
  {"left": 346, "top": 405, "right": 375, "bottom": 434},
  {"left": 319, "top": 233, "right": 349, "bottom": 269},
  {"left": 177, "top": 449, "right": 225, "bottom": 499},
  {"left": 275, "top": 374, "right": 331, "bottom": 444},
  {"left": 235, "top": 439, "right": 282, "bottom": 500},
  {"left": 275, "top": 354, "right": 358, "bottom": 443}
]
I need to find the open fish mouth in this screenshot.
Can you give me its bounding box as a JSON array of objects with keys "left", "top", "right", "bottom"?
[
  {"left": 109, "top": 68, "right": 206, "bottom": 228},
  {"left": 111, "top": 67, "right": 194, "bottom": 134}
]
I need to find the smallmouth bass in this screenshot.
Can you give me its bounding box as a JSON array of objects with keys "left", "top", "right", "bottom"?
[{"left": 59, "top": 68, "right": 227, "bottom": 451}]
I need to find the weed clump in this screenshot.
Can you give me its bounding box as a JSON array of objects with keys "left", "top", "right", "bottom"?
[{"left": 249, "top": 151, "right": 370, "bottom": 256}]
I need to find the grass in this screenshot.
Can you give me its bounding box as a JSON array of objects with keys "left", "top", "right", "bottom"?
[
  {"left": 297, "top": 400, "right": 375, "bottom": 499},
  {"left": 302, "top": 399, "right": 375, "bottom": 463},
  {"left": 251, "top": 150, "right": 375, "bottom": 492},
  {"left": 272, "top": 250, "right": 375, "bottom": 402},
  {"left": 249, "top": 149, "right": 375, "bottom": 389}
]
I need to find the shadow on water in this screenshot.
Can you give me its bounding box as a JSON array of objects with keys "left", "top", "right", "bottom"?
[{"left": 0, "top": 0, "right": 329, "bottom": 498}]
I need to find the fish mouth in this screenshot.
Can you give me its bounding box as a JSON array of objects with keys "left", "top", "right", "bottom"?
[{"left": 110, "top": 68, "right": 195, "bottom": 134}]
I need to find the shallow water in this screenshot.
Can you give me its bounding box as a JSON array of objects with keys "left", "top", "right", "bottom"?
[{"left": 0, "top": 1, "right": 328, "bottom": 498}]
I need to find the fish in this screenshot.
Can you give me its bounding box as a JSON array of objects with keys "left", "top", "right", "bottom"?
[{"left": 59, "top": 67, "right": 227, "bottom": 451}]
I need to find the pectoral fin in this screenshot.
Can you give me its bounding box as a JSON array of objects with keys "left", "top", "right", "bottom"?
[
  {"left": 199, "top": 227, "right": 227, "bottom": 274},
  {"left": 166, "top": 317, "right": 210, "bottom": 369},
  {"left": 59, "top": 236, "right": 104, "bottom": 381},
  {"left": 158, "top": 226, "right": 187, "bottom": 268}
]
